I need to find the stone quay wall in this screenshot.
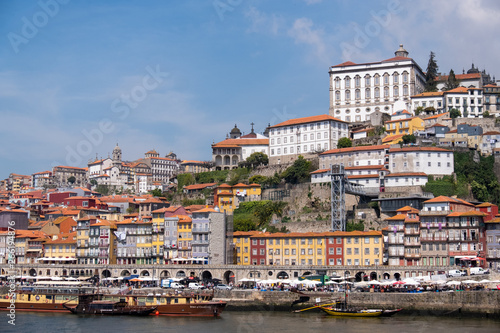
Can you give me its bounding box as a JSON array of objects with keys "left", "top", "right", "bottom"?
[{"left": 214, "top": 290, "right": 500, "bottom": 316}]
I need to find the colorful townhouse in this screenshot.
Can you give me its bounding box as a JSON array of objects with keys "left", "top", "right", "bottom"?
[
  {"left": 176, "top": 215, "right": 192, "bottom": 260},
  {"left": 43, "top": 232, "right": 77, "bottom": 263},
  {"left": 233, "top": 231, "right": 264, "bottom": 265},
  {"left": 88, "top": 219, "right": 116, "bottom": 265}
]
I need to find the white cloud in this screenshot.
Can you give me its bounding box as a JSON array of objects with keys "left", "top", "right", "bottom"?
[
  {"left": 244, "top": 6, "right": 285, "bottom": 36},
  {"left": 288, "top": 17, "right": 330, "bottom": 66}
]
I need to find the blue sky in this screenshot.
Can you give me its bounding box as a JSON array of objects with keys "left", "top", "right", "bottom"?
[{"left": 1, "top": 0, "right": 500, "bottom": 178}]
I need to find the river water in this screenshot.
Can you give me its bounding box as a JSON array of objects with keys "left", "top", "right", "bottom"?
[{"left": 5, "top": 310, "right": 500, "bottom": 333}]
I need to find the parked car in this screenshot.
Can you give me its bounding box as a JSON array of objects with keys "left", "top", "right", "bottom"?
[
  {"left": 470, "top": 267, "right": 489, "bottom": 275},
  {"left": 215, "top": 284, "right": 232, "bottom": 290},
  {"left": 188, "top": 282, "right": 205, "bottom": 290},
  {"left": 447, "top": 269, "right": 466, "bottom": 277}
]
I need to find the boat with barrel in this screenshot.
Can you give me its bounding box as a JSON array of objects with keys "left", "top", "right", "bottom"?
[
  {"left": 62, "top": 294, "right": 157, "bottom": 315},
  {"left": 0, "top": 280, "right": 226, "bottom": 317}
]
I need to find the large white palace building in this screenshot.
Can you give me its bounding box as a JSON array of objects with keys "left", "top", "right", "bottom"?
[{"left": 329, "top": 45, "right": 426, "bottom": 123}]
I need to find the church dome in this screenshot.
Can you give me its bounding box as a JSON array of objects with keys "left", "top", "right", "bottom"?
[{"left": 230, "top": 124, "right": 242, "bottom": 139}]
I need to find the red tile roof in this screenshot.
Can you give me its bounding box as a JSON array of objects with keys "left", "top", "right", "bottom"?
[
  {"left": 321, "top": 145, "right": 389, "bottom": 155},
  {"left": 270, "top": 114, "right": 345, "bottom": 128}
]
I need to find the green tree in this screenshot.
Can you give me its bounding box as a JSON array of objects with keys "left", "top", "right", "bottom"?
[
  {"left": 90, "top": 179, "right": 97, "bottom": 186},
  {"left": 414, "top": 106, "right": 424, "bottom": 116},
  {"left": 150, "top": 188, "right": 162, "bottom": 197},
  {"left": 176, "top": 173, "right": 195, "bottom": 192},
  {"left": 244, "top": 152, "right": 269, "bottom": 168},
  {"left": 424, "top": 51, "right": 439, "bottom": 92},
  {"left": 282, "top": 156, "right": 312, "bottom": 184},
  {"left": 449, "top": 108, "right": 461, "bottom": 119},
  {"left": 67, "top": 176, "right": 76, "bottom": 184},
  {"left": 95, "top": 185, "right": 110, "bottom": 196},
  {"left": 337, "top": 137, "right": 352, "bottom": 149},
  {"left": 401, "top": 134, "right": 416, "bottom": 144},
  {"left": 249, "top": 175, "right": 266, "bottom": 185},
  {"left": 444, "top": 69, "right": 460, "bottom": 91}
]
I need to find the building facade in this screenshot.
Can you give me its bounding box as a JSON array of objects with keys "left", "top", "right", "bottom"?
[{"left": 329, "top": 45, "right": 425, "bottom": 122}]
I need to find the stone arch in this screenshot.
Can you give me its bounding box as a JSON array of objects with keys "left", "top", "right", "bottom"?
[
  {"left": 62, "top": 269, "right": 67, "bottom": 276},
  {"left": 277, "top": 271, "right": 289, "bottom": 279},
  {"left": 29, "top": 268, "right": 37, "bottom": 277},
  {"left": 224, "top": 156, "right": 230, "bottom": 165},
  {"left": 201, "top": 271, "right": 212, "bottom": 281},
  {"left": 176, "top": 270, "right": 186, "bottom": 278},
  {"left": 54, "top": 271, "right": 58, "bottom": 276},
  {"left": 369, "top": 271, "right": 377, "bottom": 280},
  {"left": 46, "top": 269, "right": 51, "bottom": 276},
  {"left": 140, "top": 270, "right": 150, "bottom": 277},
  {"left": 394, "top": 272, "right": 402, "bottom": 281},
  {"left": 356, "top": 271, "right": 369, "bottom": 281},
  {"left": 102, "top": 269, "right": 112, "bottom": 278},
  {"left": 301, "top": 271, "right": 312, "bottom": 276},
  {"left": 382, "top": 272, "right": 390, "bottom": 280},
  {"left": 223, "top": 270, "right": 235, "bottom": 284},
  {"left": 120, "top": 270, "right": 131, "bottom": 277},
  {"left": 215, "top": 155, "right": 222, "bottom": 166},
  {"left": 160, "top": 270, "right": 170, "bottom": 278},
  {"left": 232, "top": 155, "right": 239, "bottom": 165},
  {"left": 74, "top": 270, "right": 79, "bottom": 276}
]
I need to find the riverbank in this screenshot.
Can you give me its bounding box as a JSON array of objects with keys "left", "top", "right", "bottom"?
[{"left": 213, "top": 289, "right": 500, "bottom": 317}]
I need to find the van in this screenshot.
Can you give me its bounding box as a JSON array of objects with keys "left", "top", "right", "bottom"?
[
  {"left": 161, "top": 279, "right": 184, "bottom": 289},
  {"left": 470, "top": 267, "right": 489, "bottom": 275},
  {"left": 188, "top": 282, "right": 205, "bottom": 290},
  {"left": 447, "top": 269, "right": 466, "bottom": 277}
]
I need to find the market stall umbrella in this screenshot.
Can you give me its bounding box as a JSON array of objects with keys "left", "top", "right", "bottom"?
[
  {"left": 461, "top": 280, "right": 479, "bottom": 284},
  {"left": 392, "top": 281, "right": 406, "bottom": 286},
  {"left": 446, "top": 280, "right": 461, "bottom": 286},
  {"left": 368, "top": 280, "right": 382, "bottom": 285}
]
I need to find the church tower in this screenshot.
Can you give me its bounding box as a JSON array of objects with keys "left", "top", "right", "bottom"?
[{"left": 112, "top": 144, "right": 122, "bottom": 166}]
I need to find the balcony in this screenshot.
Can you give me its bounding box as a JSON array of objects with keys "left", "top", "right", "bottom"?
[
  {"left": 404, "top": 229, "right": 420, "bottom": 235},
  {"left": 420, "top": 236, "right": 447, "bottom": 242},
  {"left": 404, "top": 240, "right": 420, "bottom": 246},
  {"left": 404, "top": 253, "right": 421, "bottom": 259}
]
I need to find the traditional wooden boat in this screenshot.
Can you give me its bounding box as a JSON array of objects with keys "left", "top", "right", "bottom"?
[
  {"left": 0, "top": 281, "right": 226, "bottom": 317},
  {"left": 63, "top": 294, "right": 157, "bottom": 316},
  {"left": 318, "top": 299, "right": 383, "bottom": 317}
]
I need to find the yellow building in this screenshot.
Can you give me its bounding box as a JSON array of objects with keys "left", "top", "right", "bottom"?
[
  {"left": 260, "top": 232, "right": 326, "bottom": 266},
  {"left": 233, "top": 231, "right": 262, "bottom": 265},
  {"left": 342, "top": 231, "right": 383, "bottom": 266},
  {"left": 43, "top": 232, "right": 77, "bottom": 261},
  {"left": 440, "top": 129, "right": 468, "bottom": 146},
  {"left": 215, "top": 183, "right": 262, "bottom": 214},
  {"left": 176, "top": 215, "right": 192, "bottom": 259},
  {"left": 385, "top": 116, "right": 425, "bottom": 136}
]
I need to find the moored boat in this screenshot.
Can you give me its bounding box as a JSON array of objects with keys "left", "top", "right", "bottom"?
[
  {"left": 0, "top": 281, "right": 226, "bottom": 317},
  {"left": 63, "top": 294, "right": 157, "bottom": 316}
]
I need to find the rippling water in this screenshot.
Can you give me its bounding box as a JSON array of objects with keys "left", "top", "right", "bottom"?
[{"left": 5, "top": 310, "right": 500, "bottom": 333}]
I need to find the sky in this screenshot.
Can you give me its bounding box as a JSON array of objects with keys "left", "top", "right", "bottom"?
[{"left": 1, "top": 0, "right": 500, "bottom": 179}]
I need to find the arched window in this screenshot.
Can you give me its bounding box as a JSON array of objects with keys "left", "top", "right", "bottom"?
[
  {"left": 393, "top": 72, "right": 399, "bottom": 84},
  {"left": 394, "top": 86, "right": 399, "bottom": 96},
  {"left": 365, "top": 88, "right": 371, "bottom": 99},
  {"left": 345, "top": 77, "right": 351, "bottom": 89},
  {"left": 345, "top": 90, "right": 351, "bottom": 100}
]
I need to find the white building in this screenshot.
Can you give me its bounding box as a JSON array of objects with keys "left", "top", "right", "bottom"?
[
  {"left": 479, "top": 131, "right": 500, "bottom": 156},
  {"left": 212, "top": 131, "right": 269, "bottom": 170},
  {"left": 388, "top": 147, "right": 454, "bottom": 176},
  {"left": 329, "top": 44, "right": 425, "bottom": 122},
  {"left": 319, "top": 145, "right": 390, "bottom": 170},
  {"left": 444, "top": 87, "right": 484, "bottom": 117},
  {"left": 268, "top": 114, "right": 349, "bottom": 165},
  {"left": 383, "top": 172, "right": 428, "bottom": 189},
  {"left": 411, "top": 91, "right": 445, "bottom": 114}
]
